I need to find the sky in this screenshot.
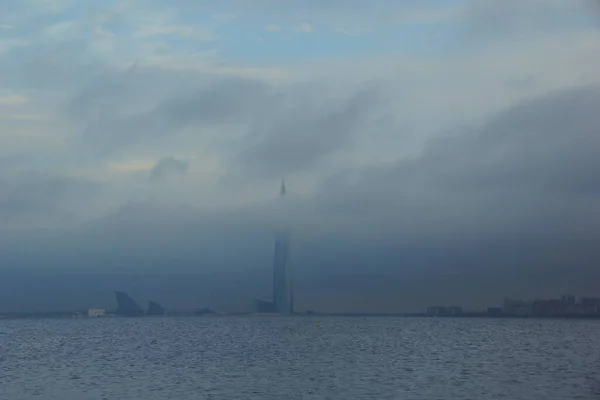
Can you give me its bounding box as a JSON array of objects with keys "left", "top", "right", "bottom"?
[{"left": 1, "top": 0, "right": 600, "bottom": 312}]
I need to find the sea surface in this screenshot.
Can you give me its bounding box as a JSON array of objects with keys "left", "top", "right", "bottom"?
[{"left": 1, "top": 317, "right": 599, "bottom": 399}]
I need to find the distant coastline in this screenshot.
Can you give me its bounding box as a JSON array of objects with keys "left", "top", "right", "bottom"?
[{"left": 4, "top": 310, "right": 600, "bottom": 320}]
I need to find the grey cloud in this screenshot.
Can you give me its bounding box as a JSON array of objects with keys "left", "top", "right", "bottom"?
[
  {"left": 408, "top": 86, "right": 600, "bottom": 198},
  {"left": 163, "top": 0, "right": 424, "bottom": 17},
  {"left": 0, "top": 170, "right": 101, "bottom": 226},
  {"left": 156, "top": 77, "right": 273, "bottom": 127},
  {"left": 244, "top": 0, "right": 422, "bottom": 16},
  {"left": 67, "top": 71, "right": 276, "bottom": 155},
  {"left": 2, "top": 81, "right": 600, "bottom": 310},
  {"left": 6, "top": 85, "right": 598, "bottom": 275},
  {"left": 67, "top": 66, "right": 385, "bottom": 176},
  {"left": 315, "top": 86, "right": 600, "bottom": 246},
  {"left": 9, "top": 84, "right": 593, "bottom": 252},
  {"left": 238, "top": 83, "right": 385, "bottom": 175},
  {"left": 0, "top": 154, "right": 32, "bottom": 170},
  {"left": 150, "top": 157, "right": 189, "bottom": 181},
  {"left": 70, "top": 72, "right": 272, "bottom": 124},
  {"left": 462, "top": 0, "right": 592, "bottom": 39},
  {"left": 1, "top": 43, "right": 111, "bottom": 92},
  {"left": 0, "top": 172, "right": 69, "bottom": 213}
]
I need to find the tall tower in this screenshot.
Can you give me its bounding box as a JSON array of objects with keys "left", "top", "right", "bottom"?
[{"left": 273, "top": 180, "right": 293, "bottom": 314}]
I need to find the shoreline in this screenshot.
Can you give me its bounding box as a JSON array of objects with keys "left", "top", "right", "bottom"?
[{"left": 3, "top": 312, "right": 600, "bottom": 321}]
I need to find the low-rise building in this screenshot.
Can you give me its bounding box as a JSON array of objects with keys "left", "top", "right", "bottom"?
[
  {"left": 427, "top": 306, "right": 447, "bottom": 317},
  {"left": 503, "top": 297, "right": 533, "bottom": 316},
  {"left": 88, "top": 309, "right": 106, "bottom": 317},
  {"left": 487, "top": 307, "right": 503, "bottom": 316},
  {"left": 447, "top": 306, "right": 463, "bottom": 316},
  {"left": 514, "top": 304, "right": 533, "bottom": 316}
]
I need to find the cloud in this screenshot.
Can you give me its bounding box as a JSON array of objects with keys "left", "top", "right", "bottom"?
[
  {"left": 5, "top": 79, "right": 600, "bottom": 311},
  {"left": 67, "top": 72, "right": 275, "bottom": 155},
  {"left": 0, "top": 154, "right": 32, "bottom": 170},
  {"left": 462, "top": 0, "right": 593, "bottom": 41},
  {"left": 43, "top": 20, "right": 78, "bottom": 41},
  {"left": 0, "top": 170, "right": 102, "bottom": 228},
  {"left": 264, "top": 24, "right": 281, "bottom": 32},
  {"left": 150, "top": 157, "right": 189, "bottom": 181},
  {"left": 0, "top": 94, "right": 29, "bottom": 106},
  {"left": 0, "top": 38, "right": 30, "bottom": 55},
  {"left": 330, "top": 25, "right": 361, "bottom": 36},
  {"left": 109, "top": 160, "right": 155, "bottom": 173},
  {"left": 265, "top": 22, "right": 315, "bottom": 35},
  {"left": 133, "top": 25, "right": 216, "bottom": 41},
  {"left": 226, "top": 0, "right": 425, "bottom": 20},
  {"left": 238, "top": 82, "right": 386, "bottom": 175},
  {"left": 39, "top": 84, "right": 600, "bottom": 273},
  {"left": 294, "top": 23, "right": 314, "bottom": 34},
  {"left": 65, "top": 67, "right": 386, "bottom": 178},
  {"left": 0, "top": 112, "right": 46, "bottom": 121},
  {"left": 211, "top": 13, "right": 237, "bottom": 22},
  {"left": 313, "top": 85, "right": 600, "bottom": 247}
]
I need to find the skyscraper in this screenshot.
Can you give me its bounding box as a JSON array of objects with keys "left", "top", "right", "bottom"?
[{"left": 272, "top": 180, "right": 293, "bottom": 314}]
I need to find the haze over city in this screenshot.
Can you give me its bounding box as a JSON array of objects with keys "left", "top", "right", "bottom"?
[{"left": 2, "top": 0, "right": 600, "bottom": 313}]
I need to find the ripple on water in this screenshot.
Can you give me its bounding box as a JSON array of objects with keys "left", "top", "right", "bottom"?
[{"left": 1, "top": 317, "right": 600, "bottom": 399}]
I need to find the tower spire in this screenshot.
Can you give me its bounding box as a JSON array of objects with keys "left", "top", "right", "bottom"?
[
  {"left": 273, "top": 179, "right": 291, "bottom": 314},
  {"left": 280, "top": 179, "right": 286, "bottom": 197}
]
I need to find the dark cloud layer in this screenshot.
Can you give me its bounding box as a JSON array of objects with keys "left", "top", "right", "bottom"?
[
  {"left": 0, "top": 170, "right": 100, "bottom": 225},
  {"left": 239, "top": 83, "right": 384, "bottom": 174},
  {"left": 465, "top": 0, "right": 586, "bottom": 33},
  {"left": 316, "top": 86, "right": 600, "bottom": 241},
  {"left": 68, "top": 72, "right": 273, "bottom": 155},
  {"left": 67, "top": 67, "right": 386, "bottom": 175}
]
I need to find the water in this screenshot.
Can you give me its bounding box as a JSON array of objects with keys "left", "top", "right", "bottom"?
[{"left": 1, "top": 317, "right": 599, "bottom": 399}]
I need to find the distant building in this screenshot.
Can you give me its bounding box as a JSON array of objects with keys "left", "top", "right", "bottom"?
[
  {"left": 147, "top": 301, "right": 166, "bottom": 316},
  {"left": 575, "top": 297, "right": 600, "bottom": 315},
  {"left": 447, "top": 306, "right": 463, "bottom": 316},
  {"left": 87, "top": 309, "right": 106, "bottom": 317},
  {"left": 254, "top": 299, "right": 278, "bottom": 313},
  {"left": 114, "top": 291, "right": 145, "bottom": 317},
  {"left": 487, "top": 307, "right": 503, "bottom": 316},
  {"left": 273, "top": 180, "right": 293, "bottom": 314},
  {"left": 580, "top": 297, "right": 600, "bottom": 314},
  {"left": 533, "top": 297, "right": 570, "bottom": 317},
  {"left": 532, "top": 299, "right": 550, "bottom": 316},
  {"left": 531, "top": 296, "right": 600, "bottom": 317},
  {"left": 562, "top": 295, "right": 576, "bottom": 305},
  {"left": 195, "top": 308, "right": 216, "bottom": 316},
  {"left": 581, "top": 297, "right": 600, "bottom": 305},
  {"left": 503, "top": 297, "right": 533, "bottom": 316},
  {"left": 427, "top": 306, "right": 447, "bottom": 317},
  {"left": 515, "top": 304, "right": 533, "bottom": 316}
]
